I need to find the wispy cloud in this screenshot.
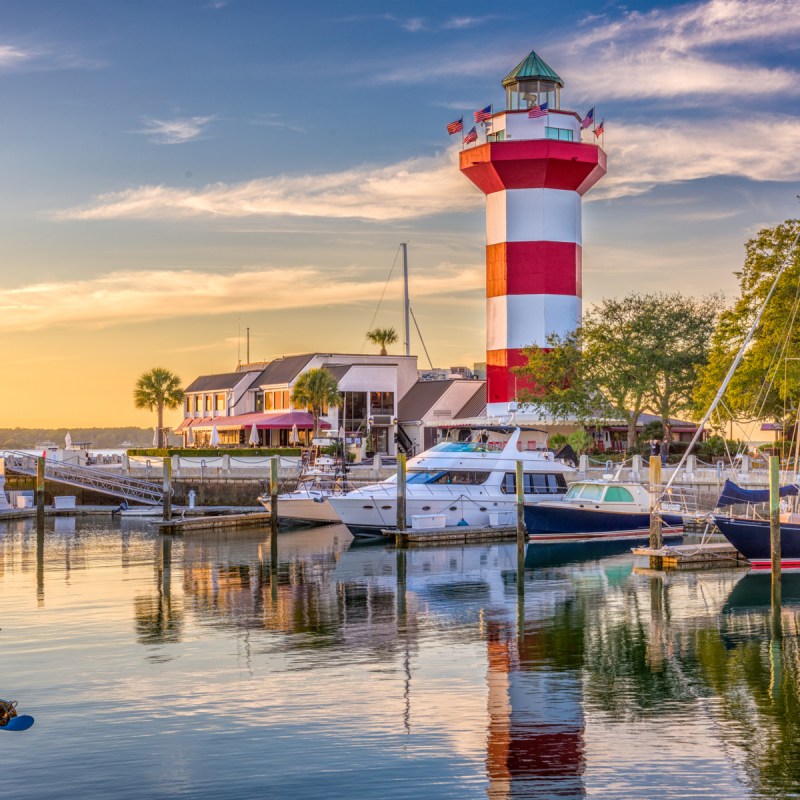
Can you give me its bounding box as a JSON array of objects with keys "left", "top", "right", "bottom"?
[
  {"left": 0, "top": 262, "right": 483, "bottom": 333},
  {"left": 57, "top": 148, "right": 482, "bottom": 221},
  {"left": 0, "top": 44, "right": 36, "bottom": 68},
  {"left": 442, "top": 16, "right": 498, "bottom": 30},
  {"left": 593, "top": 115, "right": 800, "bottom": 200},
  {"left": 136, "top": 116, "right": 214, "bottom": 144}
]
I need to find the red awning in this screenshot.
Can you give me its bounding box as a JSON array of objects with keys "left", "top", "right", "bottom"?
[{"left": 178, "top": 411, "right": 328, "bottom": 431}]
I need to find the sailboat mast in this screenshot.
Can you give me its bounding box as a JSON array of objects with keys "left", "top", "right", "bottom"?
[{"left": 402, "top": 242, "right": 410, "bottom": 357}]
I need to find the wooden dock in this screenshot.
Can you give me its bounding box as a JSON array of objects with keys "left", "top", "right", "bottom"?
[
  {"left": 158, "top": 512, "right": 271, "bottom": 534},
  {"left": 632, "top": 542, "right": 748, "bottom": 570},
  {"left": 386, "top": 525, "right": 518, "bottom": 547}
]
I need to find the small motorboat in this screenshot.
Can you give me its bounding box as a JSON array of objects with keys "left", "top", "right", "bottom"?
[{"left": 525, "top": 479, "right": 684, "bottom": 539}]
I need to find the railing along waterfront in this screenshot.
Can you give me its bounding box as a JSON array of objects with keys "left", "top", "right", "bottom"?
[{"left": 3, "top": 450, "right": 165, "bottom": 505}]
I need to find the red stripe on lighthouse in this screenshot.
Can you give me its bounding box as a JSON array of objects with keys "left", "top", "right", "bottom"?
[
  {"left": 487, "top": 349, "right": 533, "bottom": 405},
  {"left": 487, "top": 242, "right": 582, "bottom": 297}
]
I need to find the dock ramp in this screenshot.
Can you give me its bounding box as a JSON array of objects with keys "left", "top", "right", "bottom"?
[{"left": 3, "top": 451, "right": 164, "bottom": 505}]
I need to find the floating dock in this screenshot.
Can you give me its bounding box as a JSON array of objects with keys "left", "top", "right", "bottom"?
[
  {"left": 387, "top": 525, "right": 518, "bottom": 547},
  {"left": 632, "top": 542, "right": 748, "bottom": 570},
  {"left": 158, "top": 512, "right": 271, "bottom": 534}
]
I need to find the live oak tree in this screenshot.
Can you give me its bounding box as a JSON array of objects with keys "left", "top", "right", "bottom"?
[
  {"left": 133, "top": 368, "right": 184, "bottom": 449},
  {"left": 517, "top": 293, "right": 718, "bottom": 450},
  {"left": 694, "top": 219, "right": 800, "bottom": 427},
  {"left": 291, "top": 368, "right": 342, "bottom": 438}
]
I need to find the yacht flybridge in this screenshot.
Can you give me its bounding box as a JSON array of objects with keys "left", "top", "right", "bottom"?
[{"left": 328, "top": 427, "right": 575, "bottom": 537}]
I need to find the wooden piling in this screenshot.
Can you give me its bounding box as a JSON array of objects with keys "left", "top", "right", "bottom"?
[
  {"left": 516, "top": 460, "right": 525, "bottom": 596},
  {"left": 36, "top": 456, "right": 45, "bottom": 515},
  {"left": 649, "top": 455, "right": 663, "bottom": 552},
  {"left": 162, "top": 457, "right": 172, "bottom": 521},
  {"left": 396, "top": 452, "right": 407, "bottom": 532},
  {"left": 270, "top": 456, "right": 279, "bottom": 538},
  {"left": 770, "top": 455, "right": 781, "bottom": 578}
]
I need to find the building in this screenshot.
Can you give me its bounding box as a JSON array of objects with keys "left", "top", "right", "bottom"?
[
  {"left": 459, "top": 50, "right": 606, "bottom": 417},
  {"left": 178, "top": 353, "right": 418, "bottom": 455}
]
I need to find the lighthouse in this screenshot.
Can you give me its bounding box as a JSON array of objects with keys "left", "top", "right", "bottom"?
[{"left": 460, "top": 51, "right": 606, "bottom": 417}]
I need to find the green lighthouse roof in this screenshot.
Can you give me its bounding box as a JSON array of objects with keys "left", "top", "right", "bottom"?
[{"left": 502, "top": 50, "right": 564, "bottom": 89}]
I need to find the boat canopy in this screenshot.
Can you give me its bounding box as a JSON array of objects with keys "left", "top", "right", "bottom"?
[{"left": 716, "top": 479, "right": 799, "bottom": 508}]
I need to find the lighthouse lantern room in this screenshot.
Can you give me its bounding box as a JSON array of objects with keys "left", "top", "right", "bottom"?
[{"left": 460, "top": 50, "right": 606, "bottom": 418}]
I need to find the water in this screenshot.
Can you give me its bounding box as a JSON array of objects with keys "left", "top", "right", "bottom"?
[{"left": 1, "top": 519, "right": 798, "bottom": 799}]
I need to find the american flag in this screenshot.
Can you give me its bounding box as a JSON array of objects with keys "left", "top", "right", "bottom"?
[
  {"left": 446, "top": 117, "right": 463, "bottom": 135},
  {"left": 581, "top": 107, "right": 594, "bottom": 129},
  {"left": 527, "top": 102, "right": 549, "bottom": 119},
  {"left": 463, "top": 126, "right": 478, "bottom": 144},
  {"left": 473, "top": 105, "right": 492, "bottom": 123},
  {"left": 594, "top": 119, "right": 604, "bottom": 137}
]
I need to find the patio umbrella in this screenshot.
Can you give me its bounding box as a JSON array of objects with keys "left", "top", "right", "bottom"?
[
  {"left": 210, "top": 425, "right": 220, "bottom": 447},
  {"left": 290, "top": 423, "right": 299, "bottom": 445},
  {"left": 65, "top": 432, "right": 72, "bottom": 449},
  {"left": 248, "top": 423, "right": 259, "bottom": 446},
  {"left": 186, "top": 425, "right": 195, "bottom": 446},
  {"left": 152, "top": 427, "right": 159, "bottom": 447}
]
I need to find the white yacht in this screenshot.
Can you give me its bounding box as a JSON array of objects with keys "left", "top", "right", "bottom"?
[{"left": 328, "top": 428, "right": 575, "bottom": 537}]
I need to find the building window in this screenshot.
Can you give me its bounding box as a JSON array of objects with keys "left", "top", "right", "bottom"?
[
  {"left": 204, "top": 395, "right": 212, "bottom": 412},
  {"left": 545, "top": 127, "right": 573, "bottom": 142},
  {"left": 254, "top": 391, "right": 264, "bottom": 412},
  {"left": 370, "top": 391, "right": 394, "bottom": 415},
  {"left": 215, "top": 393, "right": 226, "bottom": 412},
  {"left": 184, "top": 398, "right": 190, "bottom": 413},
  {"left": 283, "top": 390, "right": 291, "bottom": 409},
  {"left": 264, "top": 391, "right": 273, "bottom": 411},
  {"left": 343, "top": 392, "right": 368, "bottom": 427},
  {"left": 192, "top": 396, "right": 200, "bottom": 412}
]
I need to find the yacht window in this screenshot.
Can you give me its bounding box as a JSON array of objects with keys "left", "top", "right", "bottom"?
[
  {"left": 407, "top": 471, "right": 446, "bottom": 485},
  {"left": 603, "top": 486, "right": 635, "bottom": 503},
  {"left": 563, "top": 484, "right": 583, "bottom": 500},
  {"left": 579, "top": 484, "right": 604, "bottom": 501},
  {"left": 429, "top": 471, "right": 491, "bottom": 485},
  {"left": 502, "top": 473, "right": 569, "bottom": 494},
  {"left": 430, "top": 442, "right": 490, "bottom": 453}
]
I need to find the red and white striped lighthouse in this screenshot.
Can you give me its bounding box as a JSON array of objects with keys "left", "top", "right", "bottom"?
[{"left": 460, "top": 51, "right": 606, "bottom": 417}]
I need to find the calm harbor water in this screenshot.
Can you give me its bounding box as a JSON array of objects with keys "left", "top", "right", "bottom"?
[{"left": 1, "top": 518, "right": 799, "bottom": 798}]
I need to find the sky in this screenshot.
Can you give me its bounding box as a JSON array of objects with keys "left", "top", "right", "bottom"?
[{"left": 1, "top": 0, "right": 799, "bottom": 428}]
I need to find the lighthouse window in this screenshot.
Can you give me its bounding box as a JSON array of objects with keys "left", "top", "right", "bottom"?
[{"left": 545, "top": 127, "right": 573, "bottom": 142}]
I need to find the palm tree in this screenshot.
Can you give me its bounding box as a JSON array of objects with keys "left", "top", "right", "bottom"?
[
  {"left": 366, "top": 327, "right": 398, "bottom": 356},
  {"left": 291, "top": 368, "right": 341, "bottom": 438},
  {"left": 134, "top": 368, "right": 184, "bottom": 448}
]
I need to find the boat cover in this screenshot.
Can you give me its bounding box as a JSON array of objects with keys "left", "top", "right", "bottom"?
[{"left": 716, "top": 478, "right": 799, "bottom": 508}]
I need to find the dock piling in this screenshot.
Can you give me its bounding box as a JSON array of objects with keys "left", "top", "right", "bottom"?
[
  {"left": 162, "top": 457, "right": 172, "bottom": 521},
  {"left": 396, "top": 453, "right": 407, "bottom": 532},
  {"left": 770, "top": 455, "right": 781, "bottom": 578},
  {"left": 516, "top": 460, "right": 525, "bottom": 596},
  {"left": 649, "top": 455, "right": 663, "bottom": 555},
  {"left": 36, "top": 456, "right": 45, "bottom": 516},
  {"left": 270, "top": 457, "right": 279, "bottom": 538}
]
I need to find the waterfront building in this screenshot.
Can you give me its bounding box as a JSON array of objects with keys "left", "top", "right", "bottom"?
[
  {"left": 459, "top": 50, "right": 607, "bottom": 417},
  {"left": 178, "top": 353, "right": 418, "bottom": 454}
]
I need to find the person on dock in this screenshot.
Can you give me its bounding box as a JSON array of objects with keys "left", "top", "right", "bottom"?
[
  {"left": 660, "top": 439, "right": 668, "bottom": 466},
  {"left": 650, "top": 440, "right": 659, "bottom": 458}
]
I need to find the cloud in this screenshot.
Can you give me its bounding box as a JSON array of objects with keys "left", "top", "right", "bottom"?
[
  {"left": 592, "top": 115, "right": 800, "bottom": 200},
  {"left": 0, "top": 263, "right": 483, "bottom": 333},
  {"left": 0, "top": 44, "right": 35, "bottom": 68},
  {"left": 57, "top": 148, "right": 482, "bottom": 221},
  {"left": 136, "top": 116, "right": 214, "bottom": 144},
  {"left": 442, "top": 16, "right": 497, "bottom": 30}
]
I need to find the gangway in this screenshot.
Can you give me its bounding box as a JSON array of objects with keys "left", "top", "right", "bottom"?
[{"left": 3, "top": 451, "right": 165, "bottom": 505}]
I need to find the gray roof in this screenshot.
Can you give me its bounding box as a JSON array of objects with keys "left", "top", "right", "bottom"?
[
  {"left": 398, "top": 380, "right": 454, "bottom": 422},
  {"left": 320, "top": 364, "right": 354, "bottom": 382},
  {"left": 455, "top": 383, "right": 487, "bottom": 419},
  {"left": 255, "top": 353, "right": 315, "bottom": 386},
  {"left": 185, "top": 371, "right": 250, "bottom": 393}
]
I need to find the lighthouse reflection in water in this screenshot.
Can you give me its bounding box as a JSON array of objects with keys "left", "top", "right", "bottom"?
[{"left": 3, "top": 518, "right": 799, "bottom": 797}]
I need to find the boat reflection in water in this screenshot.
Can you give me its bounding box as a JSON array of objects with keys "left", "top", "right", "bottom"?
[{"left": 6, "top": 517, "right": 800, "bottom": 797}]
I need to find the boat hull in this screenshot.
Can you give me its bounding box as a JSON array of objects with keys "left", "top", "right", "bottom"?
[
  {"left": 258, "top": 496, "right": 341, "bottom": 525},
  {"left": 525, "top": 504, "right": 684, "bottom": 536},
  {"left": 714, "top": 515, "right": 800, "bottom": 569}
]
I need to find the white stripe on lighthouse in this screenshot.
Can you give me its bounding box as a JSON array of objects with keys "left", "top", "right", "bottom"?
[
  {"left": 486, "top": 189, "right": 582, "bottom": 246},
  {"left": 486, "top": 295, "right": 581, "bottom": 351}
]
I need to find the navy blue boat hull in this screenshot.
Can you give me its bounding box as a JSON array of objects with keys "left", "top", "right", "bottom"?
[
  {"left": 714, "top": 515, "right": 800, "bottom": 569},
  {"left": 525, "top": 504, "right": 683, "bottom": 536}
]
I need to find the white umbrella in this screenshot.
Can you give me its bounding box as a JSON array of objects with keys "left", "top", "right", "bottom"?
[
  {"left": 186, "top": 425, "right": 195, "bottom": 446},
  {"left": 210, "top": 425, "right": 220, "bottom": 447},
  {"left": 152, "top": 427, "right": 159, "bottom": 447},
  {"left": 290, "top": 423, "right": 299, "bottom": 445},
  {"left": 65, "top": 431, "right": 72, "bottom": 449},
  {"left": 248, "top": 423, "right": 259, "bottom": 446}
]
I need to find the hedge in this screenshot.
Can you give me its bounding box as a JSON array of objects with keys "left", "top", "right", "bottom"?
[{"left": 127, "top": 448, "right": 301, "bottom": 458}]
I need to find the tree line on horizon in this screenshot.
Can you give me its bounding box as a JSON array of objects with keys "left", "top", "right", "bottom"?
[
  {"left": 0, "top": 427, "right": 156, "bottom": 450},
  {"left": 518, "top": 218, "right": 800, "bottom": 450}
]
